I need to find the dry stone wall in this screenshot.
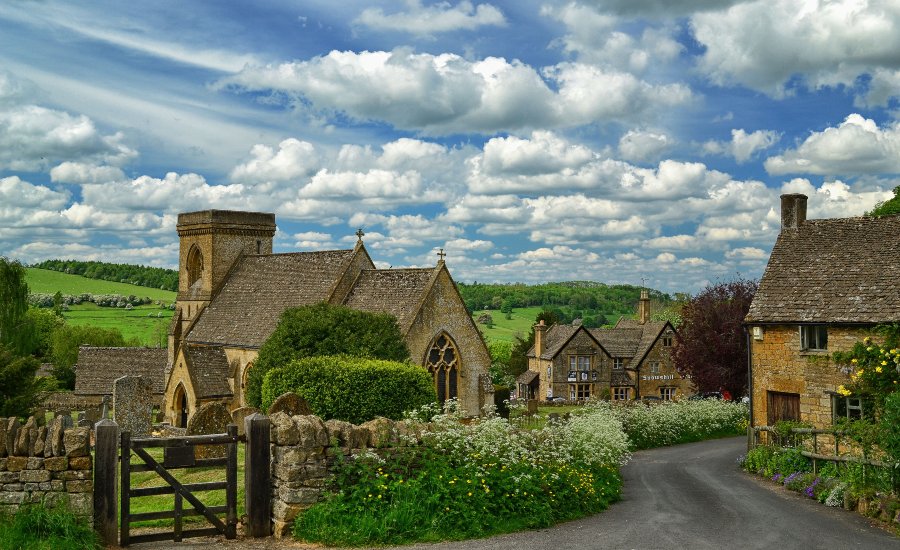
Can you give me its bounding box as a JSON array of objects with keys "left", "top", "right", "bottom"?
[
  {"left": 268, "top": 412, "right": 421, "bottom": 537},
  {"left": 0, "top": 415, "right": 92, "bottom": 519}
]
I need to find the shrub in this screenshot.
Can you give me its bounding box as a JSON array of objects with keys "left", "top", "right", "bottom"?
[
  {"left": 611, "top": 399, "right": 748, "bottom": 450},
  {"left": 247, "top": 303, "right": 410, "bottom": 408},
  {"left": 0, "top": 503, "right": 101, "bottom": 550},
  {"left": 261, "top": 355, "right": 435, "bottom": 424}
]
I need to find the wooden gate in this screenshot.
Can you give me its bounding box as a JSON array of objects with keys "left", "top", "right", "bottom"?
[{"left": 119, "top": 425, "right": 238, "bottom": 546}]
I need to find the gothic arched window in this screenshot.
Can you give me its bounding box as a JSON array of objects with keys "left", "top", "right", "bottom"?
[
  {"left": 425, "top": 333, "right": 460, "bottom": 404},
  {"left": 186, "top": 245, "right": 203, "bottom": 289}
]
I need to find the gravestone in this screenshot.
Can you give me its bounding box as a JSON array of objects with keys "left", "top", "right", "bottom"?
[
  {"left": 266, "top": 392, "right": 312, "bottom": 417},
  {"left": 114, "top": 375, "right": 154, "bottom": 437},
  {"left": 231, "top": 406, "right": 259, "bottom": 437},
  {"left": 186, "top": 402, "right": 232, "bottom": 459}
]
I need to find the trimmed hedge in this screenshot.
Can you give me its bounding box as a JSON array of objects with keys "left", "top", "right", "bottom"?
[{"left": 261, "top": 355, "right": 436, "bottom": 424}]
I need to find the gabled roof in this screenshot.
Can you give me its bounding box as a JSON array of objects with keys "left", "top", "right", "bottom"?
[
  {"left": 187, "top": 250, "right": 356, "bottom": 347},
  {"left": 526, "top": 324, "right": 581, "bottom": 359},
  {"left": 590, "top": 327, "right": 642, "bottom": 357},
  {"left": 183, "top": 345, "right": 232, "bottom": 398},
  {"left": 342, "top": 268, "right": 436, "bottom": 331},
  {"left": 746, "top": 215, "right": 900, "bottom": 323},
  {"left": 516, "top": 370, "right": 538, "bottom": 386},
  {"left": 611, "top": 319, "right": 671, "bottom": 364},
  {"left": 526, "top": 319, "right": 673, "bottom": 368},
  {"left": 74, "top": 347, "right": 167, "bottom": 396}
]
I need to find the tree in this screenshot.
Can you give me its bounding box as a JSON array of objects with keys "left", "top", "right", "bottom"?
[
  {"left": 672, "top": 278, "right": 758, "bottom": 398},
  {"left": 0, "top": 257, "right": 35, "bottom": 356},
  {"left": 246, "top": 302, "right": 410, "bottom": 408},
  {"left": 488, "top": 340, "right": 514, "bottom": 387},
  {"left": 0, "top": 346, "right": 51, "bottom": 417},
  {"left": 867, "top": 185, "right": 900, "bottom": 218},
  {"left": 50, "top": 325, "right": 139, "bottom": 390}
]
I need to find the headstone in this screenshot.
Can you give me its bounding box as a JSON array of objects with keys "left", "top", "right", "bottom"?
[
  {"left": 186, "top": 402, "right": 232, "bottom": 459},
  {"left": 266, "top": 392, "right": 312, "bottom": 417},
  {"left": 84, "top": 405, "right": 102, "bottom": 424},
  {"left": 0, "top": 417, "right": 7, "bottom": 457},
  {"left": 101, "top": 395, "right": 111, "bottom": 419},
  {"left": 113, "top": 375, "right": 154, "bottom": 437},
  {"left": 231, "top": 406, "right": 259, "bottom": 437},
  {"left": 527, "top": 399, "right": 539, "bottom": 415}
]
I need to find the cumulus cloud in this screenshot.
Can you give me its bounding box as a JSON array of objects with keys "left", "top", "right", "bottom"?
[
  {"left": 780, "top": 177, "right": 893, "bottom": 218},
  {"left": 703, "top": 128, "right": 780, "bottom": 163},
  {"left": 693, "top": 0, "right": 900, "bottom": 99},
  {"left": 218, "top": 49, "right": 692, "bottom": 134},
  {"left": 618, "top": 130, "right": 674, "bottom": 163},
  {"left": 230, "top": 139, "right": 320, "bottom": 183},
  {"left": 50, "top": 162, "right": 126, "bottom": 184},
  {"left": 765, "top": 114, "right": 900, "bottom": 176},
  {"left": 355, "top": 1, "right": 505, "bottom": 35}
]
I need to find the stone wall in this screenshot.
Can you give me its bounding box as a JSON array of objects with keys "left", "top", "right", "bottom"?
[
  {"left": 0, "top": 415, "right": 92, "bottom": 519},
  {"left": 268, "top": 412, "right": 419, "bottom": 537},
  {"left": 750, "top": 324, "right": 864, "bottom": 430},
  {"left": 638, "top": 338, "right": 693, "bottom": 400}
]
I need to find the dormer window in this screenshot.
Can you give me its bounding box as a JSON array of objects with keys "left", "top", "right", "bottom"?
[{"left": 800, "top": 325, "right": 827, "bottom": 351}]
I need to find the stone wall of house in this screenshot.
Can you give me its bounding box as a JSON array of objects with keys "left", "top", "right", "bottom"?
[
  {"left": 749, "top": 325, "right": 864, "bottom": 429},
  {"left": 268, "top": 412, "right": 420, "bottom": 538},
  {"left": 0, "top": 416, "right": 92, "bottom": 519},
  {"left": 547, "top": 330, "right": 610, "bottom": 400},
  {"left": 637, "top": 338, "right": 693, "bottom": 400}
]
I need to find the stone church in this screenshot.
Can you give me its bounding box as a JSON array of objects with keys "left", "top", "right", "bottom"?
[{"left": 163, "top": 210, "right": 492, "bottom": 426}]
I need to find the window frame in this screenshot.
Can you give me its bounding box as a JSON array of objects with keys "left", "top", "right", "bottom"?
[
  {"left": 569, "top": 383, "right": 591, "bottom": 400},
  {"left": 612, "top": 387, "right": 630, "bottom": 401},
  {"left": 660, "top": 387, "right": 675, "bottom": 401},
  {"left": 613, "top": 357, "right": 624, "bottom": 370},
  {"left": 832, "top": 394, "right": 864, "bottom": 423},
  {"left": 649, "top": 361, "right": 660, "bottom": 374},
  {"left": 800, "top": 325, "right": 828, "bottom": 351}
]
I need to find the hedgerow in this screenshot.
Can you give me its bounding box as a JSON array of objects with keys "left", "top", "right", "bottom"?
[{"left": 261, "top": 355, "right": 435, "bottom": 424}]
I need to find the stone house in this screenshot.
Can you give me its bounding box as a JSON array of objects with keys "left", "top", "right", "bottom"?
[
  {"left": 746, "top": 194, "right": 900, "bottom": 430},
  {"left": 524, "top": 291, "right": 691, "bottom": 402},
  {"left": 73, "top": 346, "right": 168, "bottom": 408},
  {"left": 163, "top": 210, "right": 492, "bottom": 426}
]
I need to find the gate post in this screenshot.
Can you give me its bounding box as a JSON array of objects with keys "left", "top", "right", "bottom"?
[
  {"left": 244, "top": 413, "right": 271, "bottom": 537},
  {"left": 93, "top": 419, "right": 119, "bottom": 546}
]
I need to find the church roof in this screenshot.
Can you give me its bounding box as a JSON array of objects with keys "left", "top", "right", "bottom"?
[
  {"left": 342, "top": 268, "right": 436, "bottom": 330},
  {"left": 187, "top": 250, "right": 355, "bottom": 347},
  {"left": 183, "top": 344, "right": 232, "bottom": 398},
  {"left": 746, "top": 214, "right": 900, "bottom": 324},
  {"left": 74, "top": 346, "right": 167, "bottom": 396}
]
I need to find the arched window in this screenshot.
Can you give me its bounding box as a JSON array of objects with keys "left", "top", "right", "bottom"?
[
  {"left": 186, "top": 245, "right": 203, "bottom": 289},
  {"left": 425, "top": 333, "right": 460, "bottom": 404},
  {"left": 174, "top": 383, "right": 188, "bottom": 428}
]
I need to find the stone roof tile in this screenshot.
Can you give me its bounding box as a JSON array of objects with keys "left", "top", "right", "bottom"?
[
  {"left": 74, "top": 347, "right": 167, "bottom": 396},
  {"left": 184, "top": 345, "right": 232, "bottom": 398},
  {"left": 342, "top": 268, "right": 435, "bottom": 329}
]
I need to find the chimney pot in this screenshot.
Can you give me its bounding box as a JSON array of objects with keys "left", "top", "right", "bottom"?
[{"left": 780, "top": 193, "right": 808, "bottom": 231}]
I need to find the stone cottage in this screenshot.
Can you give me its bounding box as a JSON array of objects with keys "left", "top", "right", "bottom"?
[
  {"left": 523, "top": 291, "right": 691, "bottom": 402},
  {"left": 73, "top": 346, "right": 168, "bottom": 408},
  {"left": 163, "top": 210, "right": 492, "bottom": 426},
  {"left": 746, "top": 194, "right": 900, "bottom": 429}
]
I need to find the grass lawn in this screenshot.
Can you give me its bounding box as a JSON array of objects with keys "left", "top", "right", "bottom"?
[
  {"left": 25, "top": 268, "right": 177, "bottom": 302},
  {"left": 63, "top": 302, "right": 173, "bottom": 346},
  {"left": 471, "top": 306, "right": 544, "bottom": 342},
  {"left": 124, "top": 444, "right": 245, "bottom": 531}
]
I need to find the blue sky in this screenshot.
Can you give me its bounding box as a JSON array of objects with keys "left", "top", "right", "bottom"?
[{"left": 2, "top": 0, "right": 899, "bottom": 293}]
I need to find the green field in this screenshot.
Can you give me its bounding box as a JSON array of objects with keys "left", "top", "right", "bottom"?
[
  {"left": 25, "top": 268, "right": 176, "bottom": 346},
  {"left": 470, "top": 306, "right": 546, "bottom": 342}
]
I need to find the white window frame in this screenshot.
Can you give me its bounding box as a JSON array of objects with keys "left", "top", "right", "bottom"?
[
  {"left": 613, "top": 357, "right": 624, "bottom": 370},
  {"left": 800, "top": 325, "right": 828, "bottom": 351},
  {"left": 660, "top": 387, "right": 675, "bottom": 401},
  {"left": 649, "top": 361, "right": 660, "bottom": 374}
]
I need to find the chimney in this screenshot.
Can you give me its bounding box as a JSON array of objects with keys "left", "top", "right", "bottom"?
[
  {"left": 534, "top": 320, "right": 546, "bottom": 357},
  {"left": 780, "top": 194, "right": 808, "bottom": 231},
  {"left": 638, "top": 289, "right": 650, "bottom": 325}
]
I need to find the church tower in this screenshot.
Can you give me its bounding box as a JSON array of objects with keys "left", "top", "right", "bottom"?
[{"left": 168, "top": 210, "right": 276, "bottom": 363}]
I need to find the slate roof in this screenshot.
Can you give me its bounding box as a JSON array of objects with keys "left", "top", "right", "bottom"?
[
  {"left": 591, "top": 327, "right": 642, "bottom": 357},
  {"left": 611, "top": 319, "right": 670, "bottom": 363},
  {"left": 342, "top": 268, "right": 436, "bottom": 330},
  {"left": 610, "top": 370, "right": 635, "bottom": 387},
  {"left": 74, "top": 347, "right": 167, "bottom": 396},
  {"left": 746, "top": 215, "right": 900, "bottom": 323},
  {"left": 187, "top": 251, "right": 355, "bottom": 347},
  {"left": 183, "top": 345, "right": 232, "bottom": 398},
  {"left": 516, "top": 370, "right": 538, "bottom": 386}
]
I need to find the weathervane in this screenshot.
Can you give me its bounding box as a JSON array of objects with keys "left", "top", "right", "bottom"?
[
  {"left": 437, "top": 248, "right": 446, "bottom": 263},
  {"left": 640, "top": 276, "right": 647, "bottom": 289},
  {"left": 355, "top": 228, "right": 365, "bottom": 242}
]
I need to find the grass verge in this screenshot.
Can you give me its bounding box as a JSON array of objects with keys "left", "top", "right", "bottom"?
[{"left": 0, "top": 504, "right": 101, "bottom": 550}]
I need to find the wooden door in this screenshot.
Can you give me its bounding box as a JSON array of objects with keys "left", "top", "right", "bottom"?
[{"left": 767, "top": 391, "right": 800, "bottom": 425}]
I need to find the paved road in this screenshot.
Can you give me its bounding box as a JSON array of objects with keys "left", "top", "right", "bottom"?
[
  {"left": 397, "top": 437, "right": 900, "bottom": 550},
  {"left": 133, "top": 437, "right": 899, "bottom": 549}
]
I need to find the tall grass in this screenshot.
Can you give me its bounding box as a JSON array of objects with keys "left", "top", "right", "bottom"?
[{"left": 0, "top": 504, "right": 101, "bottom": 550}]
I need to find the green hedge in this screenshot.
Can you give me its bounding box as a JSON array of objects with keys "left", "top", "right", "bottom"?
[{"left": 261, "top": 355, "right": 436, "bottom": 424}]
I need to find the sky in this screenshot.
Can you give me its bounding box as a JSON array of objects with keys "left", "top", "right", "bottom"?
[{"left": 1, "top": 0, "right": 899, "bottom": 294}]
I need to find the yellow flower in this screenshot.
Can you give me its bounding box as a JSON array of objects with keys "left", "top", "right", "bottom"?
[
  {"left": 857, "top": 370, "right": 865, "bottom": 377},
  {"left": 851, "top": 358, "right": 858, "bottom": 364},
  {"left": 837, "top": 385, "right": 852, "bottom": 396},
  {"left": 882, "top": 361, "right": 888, "bottom": 366},
  {"left": 876, "top": 366, "right": 883, "bottom": 373}
]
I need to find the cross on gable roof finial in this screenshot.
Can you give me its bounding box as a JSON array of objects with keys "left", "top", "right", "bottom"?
[
  {"left": 355, "top": 228, "right": 364, "bottom": 242},
  {"left": 437, "top": 248, "right": 446, "bottom": 263}
]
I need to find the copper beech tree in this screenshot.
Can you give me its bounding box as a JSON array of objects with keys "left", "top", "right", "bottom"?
[{"left": 672, "top": 278, "right": 758, "bottom": 398}]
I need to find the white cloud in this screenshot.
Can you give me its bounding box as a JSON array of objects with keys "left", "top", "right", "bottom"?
[
  {"left": 50, "top": 162, "right": 126, "bottom": 184},
  {"left": 355, "top": 1, "right": 505, "bottom": 35},
  {"left": 779, "top": 177, "right": 893, "bottom": 219},
  {"left": 219, "top": 50, "right": 692, "bottom": 134},
  {"left": 230, "top": 139, "right": 320, "bottom": 183},
  {"left": 858, "top": 68, "right": 900, "bottom": 108},
  {"left": 765, "top": 114, "right": 900, "bottom": 176},
  {"left": 443, "top": 238, "right": 493, "bottom": 252},
  {"left": 480, "top": 131, "right": 594, "bottom": 175},
  {"left": 703, "top": 128, "right": 780, "bottom": 163},
  {"left": 0, "top": 176, "right": 69, "bottom": 213},
  {"left": 579, "top": 0, "right": 744, "bottom": 18},
  {"left": 618, "top": 130, "right": 674, "bottom": 163},
  {"left": 725, "top": 247, "right": 767, "bottom": 260},
  {"left": 693, "top": 0, "right": 900, "bottom": 99}
]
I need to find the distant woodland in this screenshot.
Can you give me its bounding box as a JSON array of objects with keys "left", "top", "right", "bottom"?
[{"left": 31, "top": 260, "right": 179, "bottom": 292}]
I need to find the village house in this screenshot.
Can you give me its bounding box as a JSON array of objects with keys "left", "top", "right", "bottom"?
[
  {"left": 521, "top": 291, "right": 691, "bottom": 402},
  {"left": 746, "top": 194, "right": 900, "bottom": 430},
  {"left": 163, "top": 209, "right": 492, "bottom": 426}
]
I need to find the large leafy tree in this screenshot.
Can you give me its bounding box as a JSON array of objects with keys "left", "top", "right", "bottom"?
[
  {"left": 246, "top": 302, "right": 410, "bottom": 408},
  {"left": 867, "top": 185, "right": 900, "bottom": 217},
  {"left": 0, "top": 257, "right": 36, "bottom": 356},
  {"left": 672, "top": 278, "right": 758, "bottom": 398},
  {"left": 0, "top": 346, "right": 50, "bottom": 417}
]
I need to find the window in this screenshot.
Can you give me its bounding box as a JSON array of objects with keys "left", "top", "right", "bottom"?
[
  {"left": 569, "top": 356, "right": 590, "bottom": 371},
  {"left": 832, "top": 395, "right": 864, "bottom": 422},
  {"left": 612, "top": 387, "right": 630, "bottom": 401},
  {"left": 613, "top": 358, "right": 624, "bottom": 370},
  {"left": 660, "top": 387, "right": 675, "bottom": 401},
  {"left": 649, "top": 361, "right": 660, "bottom": 374},
  {"left": 662, "top": 335, "right": 673, "bottom": 347},
  {"left": 800, "top": 325, "right": 828, "bottom": 351},
  {"left": 547, "top": 366, "right": 552, "bottom": 379},
  {"left": 569, "top": 384, "right": 591, "bottom": 400},
  {"left": 425, "top": 333, "right": 459, "bottom": 405}
]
